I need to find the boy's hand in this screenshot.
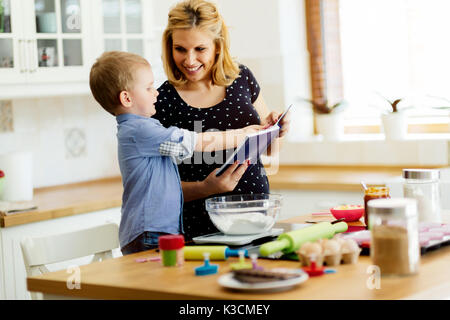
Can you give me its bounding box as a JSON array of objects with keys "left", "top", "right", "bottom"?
[
  {"left": 202, "top": 160, "right": 250, "bottom": 194},
  {"left": 242, "top": 124, "right": 265, "bottom": 136}
]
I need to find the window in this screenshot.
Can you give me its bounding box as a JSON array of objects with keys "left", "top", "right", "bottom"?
[{"left": 305, "top": 0, "right": 450, "bottom": 134}]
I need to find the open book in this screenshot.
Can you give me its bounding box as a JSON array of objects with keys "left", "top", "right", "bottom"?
[
  {"left": 215, "top": 105, "right": 292, "bottom": 176},
  {"left": 215, "top": 125, "right": 280, "bottom": 176}
]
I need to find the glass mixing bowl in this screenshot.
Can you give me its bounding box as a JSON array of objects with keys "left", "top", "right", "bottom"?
[{"left": 205, "top": 194, "right": 282, "bottom": 235}]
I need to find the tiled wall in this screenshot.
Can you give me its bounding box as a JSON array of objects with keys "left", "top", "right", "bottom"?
[{"left": 0, "top": 96, "right": 120, "bottom": 188}]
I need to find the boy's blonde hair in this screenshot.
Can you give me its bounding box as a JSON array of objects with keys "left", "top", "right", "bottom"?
[
  {"left": 89, "top": 51, "right": 150, "bottom": 115},
  {"left": 162, "top": 0, "right": 240, "bottom": 87}
]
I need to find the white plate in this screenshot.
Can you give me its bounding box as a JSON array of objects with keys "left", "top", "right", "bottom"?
[{"left": 218, "top": 268, "right": 308, "bottom": 292}]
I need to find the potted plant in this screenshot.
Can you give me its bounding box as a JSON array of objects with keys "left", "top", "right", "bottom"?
[
  {"left": 376, "top": 94, "right": 413, "bottom": 141},
  {"left": 301, "top": 98, "right": 347, "bottom": 141}
]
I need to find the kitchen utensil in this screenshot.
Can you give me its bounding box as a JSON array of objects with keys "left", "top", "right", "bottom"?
[
  {"left": 259, "top": 221, "right": 348, "bottom": 257},
  {"left": 183, "top": 245, "right": 245, "bottom": 260},
  {"left": 192, "top": 228, "right": 283, "bottom": 246}
]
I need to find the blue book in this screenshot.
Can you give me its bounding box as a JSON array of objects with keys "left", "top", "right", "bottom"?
[{"left": 215, "top": 104, "right": 292, "bottom": 176}]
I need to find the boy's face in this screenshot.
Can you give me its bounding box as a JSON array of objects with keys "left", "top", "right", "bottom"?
[{"left": 127, "top": 65, "right": 159, "bottom": 117}]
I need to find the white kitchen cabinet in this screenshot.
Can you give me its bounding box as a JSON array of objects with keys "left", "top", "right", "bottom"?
[
  {"left": 0, "top": 0, "right": 92, "bottom": 86},
  {"left": 0, "top": 207, "right": 121, "bottom": 300},
  {"left": 0, "top": 0, "right": 157, "bottom": 99}
]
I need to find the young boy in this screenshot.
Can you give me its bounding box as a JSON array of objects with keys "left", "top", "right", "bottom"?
[{"left": 89, "top": 51, "right": 261, "bottom": 255}]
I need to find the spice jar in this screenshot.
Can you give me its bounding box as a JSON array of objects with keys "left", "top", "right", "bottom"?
[
  {"left": 364, "top": 186, "right": 390, "bottom": 229},
  {"left": 158, "top": 235, "right": 185, "bottom": 267},
  {"left": 368, "top": 198, "right": 420, "bottom": 276},
  {"left": 403, "top": 169, "right": 441, "bottom": 223}
]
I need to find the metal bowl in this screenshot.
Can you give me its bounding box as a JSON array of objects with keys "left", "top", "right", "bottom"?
[{"left": 205, "top": 194, "right": 282, "bottom": 235}]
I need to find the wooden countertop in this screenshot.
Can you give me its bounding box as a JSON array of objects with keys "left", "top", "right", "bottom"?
[
  {"left": 267, "top": 165, "right": 406, "bottom": 191},
  {"left": 27, "top": 214, "right": 450, "bottom": 300},
  {"left": 2, "top": 165, "right": 440, "bottom": 228},
  {"left": 0, "top": 177, "right": 123, "bottom": 228}
]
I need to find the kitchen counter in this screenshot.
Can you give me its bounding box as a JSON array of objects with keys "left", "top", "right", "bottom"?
[
  {"left": 0, "top": 177, "right": 123, "bottom": 228},
  {"left": 1, "top": 165, "right": 440, "bottom": 228},
  {"left": 26, "top": 214, "right": 450, "bottom": 300}
]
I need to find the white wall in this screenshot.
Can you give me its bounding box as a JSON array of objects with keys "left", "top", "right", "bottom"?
[{"left": 0, "top": 96, "right": 119, "bottom": 188}]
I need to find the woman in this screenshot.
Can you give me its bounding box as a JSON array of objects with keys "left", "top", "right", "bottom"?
[{"left": 154, "top": 0, "right": 290, "bottom": 239}]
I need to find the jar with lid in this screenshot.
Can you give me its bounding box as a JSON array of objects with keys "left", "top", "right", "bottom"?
[
  {"left": 368, "top": 198, "right": 420, "bottom": 276},
  {"left": 158, "top": 235, "right": 185, "bottom": 267},
  {"left": 364, "top": 186, "right": 390, "bottom": 229},
  {"left": 403, "top": 169, "right": 441, "bottom": 223}
]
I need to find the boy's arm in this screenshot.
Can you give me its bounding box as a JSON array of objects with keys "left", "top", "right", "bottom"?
[{"left": 194, "top": 125, "right": 262, "bottom": 152}]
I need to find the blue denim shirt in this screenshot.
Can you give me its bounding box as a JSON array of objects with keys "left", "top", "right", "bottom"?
[{"left": 116, "top": 113, "right": 196, "bottom": 248}]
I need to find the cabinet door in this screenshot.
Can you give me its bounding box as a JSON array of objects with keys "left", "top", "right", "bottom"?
[
  {"left": 25, "top": 0, "right": 91, "bottom": 83},
  {"left": 0, "top": 0, "right": 28, "bottom": 84},
  {"left": 91, "top": 0, "right": 154, "bottom": 60}
]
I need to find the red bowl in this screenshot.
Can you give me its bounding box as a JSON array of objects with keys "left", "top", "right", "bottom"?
[{"left": 330, "top": 205, "right": 364, "bottom": 222}]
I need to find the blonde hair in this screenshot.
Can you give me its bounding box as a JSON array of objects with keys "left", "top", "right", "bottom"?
[
  {"left": 162, "top": 0, "right": 240, "bottom": 87},
  {"left": 89, "top": 51, "right": 150, "bottom": 115}
]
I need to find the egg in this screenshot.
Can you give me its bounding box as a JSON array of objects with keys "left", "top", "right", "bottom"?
[
  {"left": 341, "top": 239, "right": 359, "bottom": 253},
  {"left": 322, "top": 239, "right": 341, "bottom": 255},
  {"left": 333, "top": 235, "right": 347, "bottom": 247},
  {"left": 300, "top": 242, "right": 322, "bottom": 256}
]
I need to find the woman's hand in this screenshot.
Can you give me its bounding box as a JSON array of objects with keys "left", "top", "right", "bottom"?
[
  {"left": 202, "top": 160, "right": 250, "bottom": 195},
  {"left": 262, "top": 111, "right": 291, "bottom": 138}
]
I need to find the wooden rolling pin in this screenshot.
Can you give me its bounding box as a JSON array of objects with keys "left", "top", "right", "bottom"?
[{"left": 259, "top": 221, "right": 348, "bottom": 256}]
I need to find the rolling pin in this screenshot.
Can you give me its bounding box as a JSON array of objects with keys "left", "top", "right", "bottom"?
[
  {"left": 259, "top": 221, "right": 348, "bottom": 257},
  {"left": 183, "top": 246, "right": 247, "bottom": 260}
]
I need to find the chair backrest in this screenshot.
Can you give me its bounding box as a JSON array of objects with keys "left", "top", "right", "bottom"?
[{"left": 21, "top": 222, "right": 119, "bottom": 299}]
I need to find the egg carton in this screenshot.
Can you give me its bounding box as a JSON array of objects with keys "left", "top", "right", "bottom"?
[
  {"left": 342, "top": 222, "right": 450, "bottom": 256},
  {"left": 296, "top": 236, "right": 361, "bottom": 267}
]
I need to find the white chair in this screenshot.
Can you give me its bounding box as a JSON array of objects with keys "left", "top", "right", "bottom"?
[{"left": 20, "top": 222, "right": 120, "bottom": 300}]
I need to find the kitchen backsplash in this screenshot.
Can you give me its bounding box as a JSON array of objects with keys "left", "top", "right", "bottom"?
[
  {"left": 0, "top": 101, "right": 13, "bottom": 133},
  {"left": 0, "top": 96, "right": 120, "bottom": 188}
]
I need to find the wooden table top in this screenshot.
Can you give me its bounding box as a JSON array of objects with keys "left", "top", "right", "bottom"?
[{"left": 26, "top": 214, "right": 450, "bottom": 300}]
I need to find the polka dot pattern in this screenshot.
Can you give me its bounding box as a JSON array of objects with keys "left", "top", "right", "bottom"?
[{"left": 154, "top": 65, "right": 270, "bottom": 240}]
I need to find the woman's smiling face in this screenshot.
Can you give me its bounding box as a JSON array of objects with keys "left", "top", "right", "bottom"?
[{"left": 172, "top": 27, "right": 217, "bottom": 84}]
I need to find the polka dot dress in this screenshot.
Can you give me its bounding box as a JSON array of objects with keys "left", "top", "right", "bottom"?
[{"left": 154, "top": 65, "right": 270, "bottom": 240}]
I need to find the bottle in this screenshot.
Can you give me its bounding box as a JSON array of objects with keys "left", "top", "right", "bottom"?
[
  {"left": 368, "top": 198, "right": 420, "bottom": 276},
  {"left": 363, "top": 186, "right": 390, "bottom": 229},
  {"left": 403, "top": 168, "right": 441, "bottom": 223},
  {"left": 41, "top": 48, "right": 48, "bottom": 67}
]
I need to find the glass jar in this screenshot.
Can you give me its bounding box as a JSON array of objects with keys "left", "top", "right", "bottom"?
[
  {"left": 364, "top": 186, "right": 390, "bottom": 229},
  {"left": 403, "top": 169, "right": 441, "bottom": 223},
  {"left": 368, "top": 198, "right": 420, "bottom": 276}
]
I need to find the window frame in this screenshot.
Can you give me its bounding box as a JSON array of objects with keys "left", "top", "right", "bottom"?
[{"left": 304, "top": 0, "right": 449, "bottom": 135}]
